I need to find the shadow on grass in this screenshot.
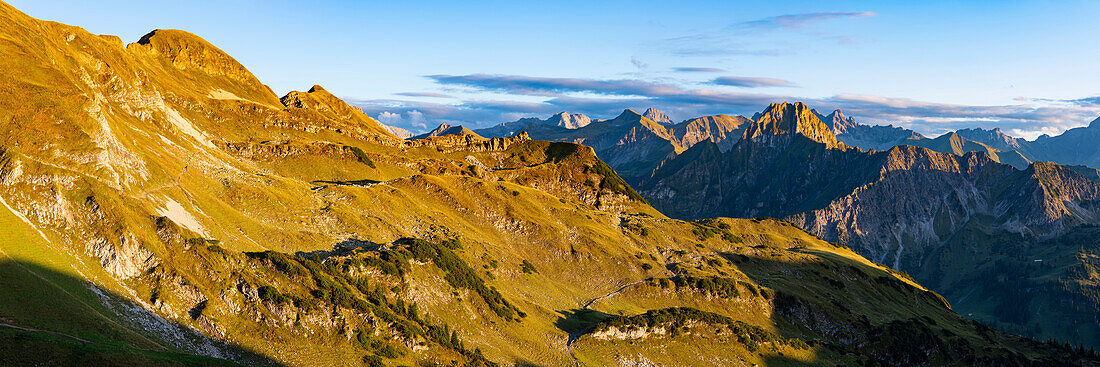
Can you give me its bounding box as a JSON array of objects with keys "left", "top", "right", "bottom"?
[
  {"left": 0, "top": 259, "right": 283, "bottom": 366},
  {"left": 312, "top": 178, "right": 385, "bottom": 187},
  {"left": 553, "top": 308, "right": 613, "bottom": 343},
  {"left": 293, "top": 237, "right": 382, "bottom": 260}
]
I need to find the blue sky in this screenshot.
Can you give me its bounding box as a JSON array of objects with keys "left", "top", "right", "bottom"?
[{"left": 11, "top": 0, "right": 1100, "bottom": 138}]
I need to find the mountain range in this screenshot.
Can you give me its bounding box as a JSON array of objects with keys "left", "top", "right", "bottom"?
[
  {"left": 473, "top": 108, "right": 749, "bottom": 185},
  {"left": 6, "top": 2, "right": 1092, "bottom": 366},
  {"left": 640, "top": 102, "right": 1100, "bottom": 347},
  {"left": 822, "top": 110, "right": 1100, "bottom": 172},
  {"left": 440, "top": 101, "right": 1100, "bottom": 349}
]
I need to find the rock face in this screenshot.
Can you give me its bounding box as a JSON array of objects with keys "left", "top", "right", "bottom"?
[
  {"left": 642, "top": 108, "right": 672, "bottom": 125},
  {"left": 816, "top": 109, "right": 858, "bottom": 135},
  {"left": 742, "top": 102, "right": 846, "bottom": 149},
  {"left": 410, "top": 123, "right": 482, "bottom": 140},
  {"left": 478, "top": 109, "right": 682, "bottom": 185},
  {"left": 546, "top": 112, "right": 593, "bottom": 129},
  {"left": 381, "top": 124, "right": 413, "bottom": 139},
  {"left": 1026, "top": 118, "right": 1100, "bottom": 169},
  {"left": 669, "top": 114, "right": 750, "bottom": 151},
  {"left": 476, "top": 110, "right": 754, "bottom": 186},
  {"left": 955, "top": 127, "right": 1024, "bottom": 151}
]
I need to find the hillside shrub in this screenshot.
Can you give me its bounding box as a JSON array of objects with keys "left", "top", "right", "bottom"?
[{"left": 520, "top": 260, "right": 538, "bottom": 274}]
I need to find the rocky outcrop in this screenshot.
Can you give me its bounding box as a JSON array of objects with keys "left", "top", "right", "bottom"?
[
  {"left": 280, "top": 85, "right": 396, "bottom": 138},
  {"left": 668, "top": 114, "right": 750, "bottom": 151},
  {"left": 218, "top": 140, "right": 370, "bottom": 162},
  {"left": 402, "top": 131, "right": 530, "bottom": 153},
  {"left": 742, "top": 102, "right": 846, "bottom": 149},
  {"left": 642, "top": 108, "right": 672, "bottom": 125},
  {"left": 591, "top": 325, "right": 668, "bottom": 340},
  {"left": 955, "top": 127, "right": 1025, "bottom": 152},
  {"left": 381, "top": 124, "right": 413, "bottom": 139},
  {"left": 546, "top": 112, "right": 593, "bottom": 129},
  {"left": 410, "top": 123, "right": 482, "bottom": 140},
  {"left": 90, "top": 233, "right": 159, "bottom": 279}
]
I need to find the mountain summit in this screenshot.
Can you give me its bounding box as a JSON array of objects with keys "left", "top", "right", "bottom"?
[
  {"left": 642, "top": 107, "right": 672, "bottom": 124},
  {"left": 742, "top": 102, "right": 846, "bottom": 148},
  {"left": 818, "top": 109, "right": 859, "bottom": 135},
  {"left": 545, "top": 111, "right": 592, "bottom": 129}
]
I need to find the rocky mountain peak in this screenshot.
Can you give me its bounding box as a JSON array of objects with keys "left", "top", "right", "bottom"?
[
  {"left": 616, "top": 109, "right": 644, "bottom": 119},
  {"left": 546, "top": 112, "right": 592, "bottom": 129},
  {"left": 134, "top": 28, "right": 281, "bottom": 106},
  {"left": 822, "top": 109, "right": 859, "bottom": 135},
  {"left": 411, "top": 123, "right": 481, "bottom": 140},
  {"left": 954, "top": 127, "right": 1022, "bottom": 151},
  {"left": 280, "top": 84, "right": 396, "bottom": 137},
  {"left": 606, "top": 109, "right": 648, "bottom": 126},
  {"left": 643, "top": 108, "right": 672, "bottom": 124},
  {"left": 136, "top": 29, "right": 251, "bottom": 82},
  {"left": 281, "top": 84, "right": 342, "bottom": 110},
  {"left": 741, "top": 102, "right": 845, "bottom": 148},
  {"left": 1091, "top": 116, "right": 1100, "bottom": 129}
]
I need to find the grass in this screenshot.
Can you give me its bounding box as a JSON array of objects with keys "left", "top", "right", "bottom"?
[{"left": 0, "top": 327, "right": 238, "bottom": 367}]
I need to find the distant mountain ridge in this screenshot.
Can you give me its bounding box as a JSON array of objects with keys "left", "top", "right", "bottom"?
[
  {"left": 824, "top": 112, "right": 1100, "bottom": 171},
  {"left": 472, "top": 108, "right": 750, "bottom": 185},
  {"left": 411, "top": 123, "right": 482, "bottom": 140}
]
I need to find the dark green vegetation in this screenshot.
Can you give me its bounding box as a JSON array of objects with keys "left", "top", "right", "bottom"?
[
  {"left": 361, "top": 238, "right": 525, "bottom": 320},
  {"left": 519, "top": 259, "right": 538, "bottom": 274},
  {"left": 649, "top": 275, "right": 767, "bottom": 299},
  {"left": 584, "top": 159, "right": 647, "bottom": 203},
  {"left": 918, "top": 223, "right": 1100, "bottom": 348},
  {"left": 348, "top": 146, "right": 376, "bottom": 168},
  {"left": 245, "top": 241, "right": 503, "bottom": 366},
  {"left": 593, "top": 307, "right": 810, "bottom": 351}
]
